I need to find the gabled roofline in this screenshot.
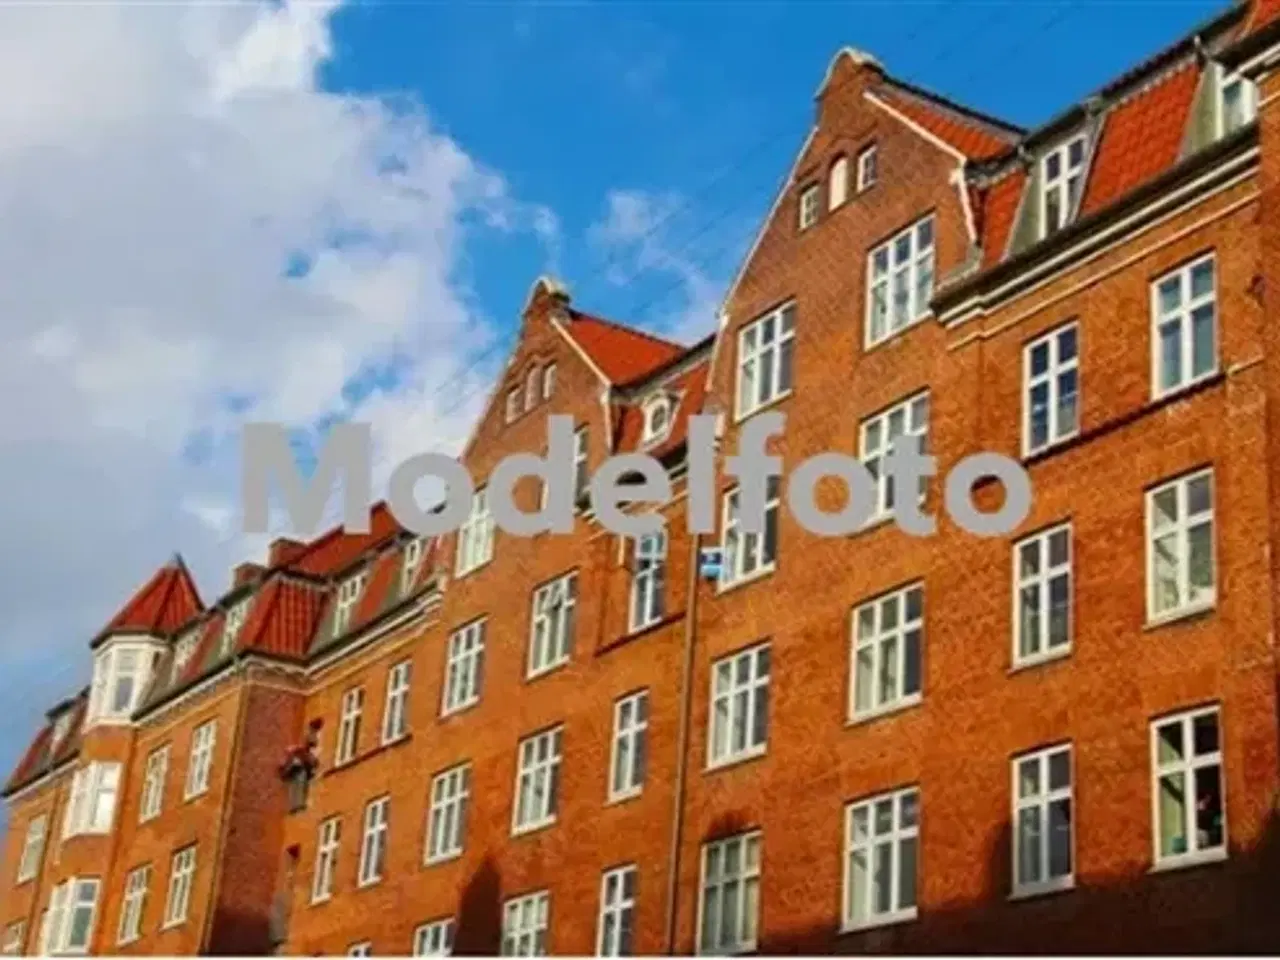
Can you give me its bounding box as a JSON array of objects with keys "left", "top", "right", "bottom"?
[
  {"left": 615, "top": 333, "right": 715, "bottom": 394},
  {"left": 814, "top": 47, "right": 883, "bottom": 98},
  {"left": 881, "top": 75, "right": 1026, "bottom": 138}
]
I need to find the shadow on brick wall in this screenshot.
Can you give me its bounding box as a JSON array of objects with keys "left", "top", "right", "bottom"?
[{"left": 452, "top": 855, "right": 503, "bottom": 956}]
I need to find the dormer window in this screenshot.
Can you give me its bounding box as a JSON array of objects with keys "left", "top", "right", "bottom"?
[
  {"left": 828, "top": 157, "right": 849, "bottom": 210},
  {"left": 1040, "top": 135, "right": 1086, "bottom": 238},
  {"left": 798, "top": 184, "right": 820, "bottom": 230},
  {"left": 220, "top": 600, "right": 249, "bottom": 657},
  {"left": 171, "top": 629, "right": 199, "bottom": 683},
  {"left": 642, "top": 396, "right": 673, "bottom": 446},
  {"left": 1218, "top": 67, "right": 1257, "bottom": 138},
  {"left": 505, "top": 387, "right": 520, "bottom": 424},
  {"left": 857, "top": 144, "right": 878, "bottom": 192},
  {"left": 49, "top": 713, "right": 72, "bottom": 752},
  {"left": 524, "top": 368, "right": 539, "bottom": 411},
  {"left": 332, "top": 573, "right": 367, "bottom": 638},
  {"left": 401, "top": 537, "right": 425, "bottom": 593},
  {"left": 87, "top": 641, "right": 159, "bottom": 725}
]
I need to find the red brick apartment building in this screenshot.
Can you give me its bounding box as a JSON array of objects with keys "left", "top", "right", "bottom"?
[{"left": 9, "top": 1, "right": 1280, "bottom": 954}]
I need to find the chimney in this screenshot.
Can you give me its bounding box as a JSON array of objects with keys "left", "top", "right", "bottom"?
[
  {"left": 268, "top": 537, "right": 306, "bottom": 568},
  {"left": 232, "top": 562, "right": 265, "bottom": 588}
]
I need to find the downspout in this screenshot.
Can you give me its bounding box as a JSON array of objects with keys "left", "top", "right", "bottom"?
[{"left": 663, "top": 530, "right": 702, "bottom": 955}]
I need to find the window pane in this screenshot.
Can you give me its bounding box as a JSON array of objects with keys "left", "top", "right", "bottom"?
[
  {"left": 1158, "top": 771, "right": 1188, "bottom": 857},
  {"left": 1194, "top": 765, "right": 1224, "bottom": 849}
]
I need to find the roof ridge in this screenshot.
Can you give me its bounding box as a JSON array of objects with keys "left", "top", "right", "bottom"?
[
  {"left": 567, "top": 308, "right": 687, "bottom": 351},
  {"left": 882, "top": 75, "right": 1026, "bottom": 137}
]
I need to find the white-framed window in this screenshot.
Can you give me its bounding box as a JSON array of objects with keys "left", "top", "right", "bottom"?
[
  {"left": 609, "top": 691, "right": 649, "bottom": 801},
  {"left": 456, "top": 488, "right": 495, "bottom": 576},
  {"left": 1023, "top": 322, "right": 1079, "bottom": 455},
  {"left": 720, "top": 479, "right": 780, "bottom": 588},
  {"left": 382, "top": 661, "right": 412, "bottom": 745},
  {"left": 332, "top": 572, "right": 366, "bottom": 637},
  {"left": 425, "top": 763, "right": 470, "bottom": 864},
  {"left": 629, "top": 532, "right": 666, "bottom": 632},
  {"left": 442, "top": 620, "right": 485, "bottom": 715},
  {"left": 866, "top": 215, "right": 934, "bottom": 347},
  {"left": 528, "top": 573, "right": 577, "bottom": 677},
  {"left": 843, "top": 787, "right": 918, "bottom": 930},
  {"left": 735, "top": 302, "right": 795, "bottom": 419},
  {"left": 708, "top": 644, "right": 770, "bottom": 768},
  {"left": 220, "top": 600, "right": 250, "bottom": 657},
  {"left": 17, "top": 814, "right": 47, "bottom": 883},
  {"left": 184, "top": 721, "right": 217, "bottom": 799},
  {"left": 117, "top": 865, "right": 150, "bottom": 945},
  {"left": 335, "top": 687, "right": 364, "bottom": 766},
  {"left": 850, "top": 584, "right": 923, "bottom": 719},
  {"left": 139, "top": 745, "right": 169, "bottom": 823},
  {"left": 311, "top": 817, "right": 341, "bottom": 904},
  {"left": 63, "top": 763, "right": 121, "bottom": 838},
  {"left": 1152, "top": 253, "right": 1217, "bottom": 398},
  {"left": 573, "top": 427, "right": 589, "bottom": 503},
  {"left": 402, "top": 537, "right": 426, "bottom": 593},
  {"left": 2, "top": 921, "right": 23, "bottom": 955},
  {"left": 1040, "top": 134, "right": 1086, "bottom": 237},
  {"left": 42, "top": 878, "right": 99, "bottom": 954},
  {"left": 859, "top": 391, "right": 929, "bottom": 521},
  {"left": 358, "top": 796, "right": 390, "bottom": 887},
  {"left": 1013, "top": 524, "right": 1071, "bottom": 666},
  {"left": 641, "top": 396, "right": 672, "bottom": 446},
  {"left": 162, "top": 846, "right": 196, "bottom": 929},
  {"left": 697, "top": 832, "right": 760, "bottom": 955},
  {"left": 525, "top": 367, "right": 540, "bottom": 411},
  {"left": 513, "top": 726, "right": 563, "bottom": 834},
  {"left": 798, "top": 183, "right": 820, "bottom": 230},
  {"left": 857, "top": 143, "right": 879, "bottom": 192},
  {"left": 1217, "top": 66, "right": 1258, "bottom": 138},
  {"left": 829, "top": 156, "right": 849, "bottom": 210},
  {"left": 49, "top": 712, "right": 72, "bottom": 753},
  {"left": 348, "top": 942, "right": 373, "bottom": 957},
  {"left": 170, "top": 630, "right": 200, "bottom": 684},
  {"left": 1013, "top": 744, "right": 1073, "bottom": 896},
  {"left": 505, "top": 387, "right": 521, "bottom": 423},
  {"left": 414, "top": 918, "right": 455, "bottom": 956},
  {"left": 501, "top": 890, "right": 550, "bottom": 956},
  {"left": 1147, "top": 469, "right": 1215, "bottom": 622},
  {"left": 597, "top": 864, "right": 637, "bottom": 956},
  {"left": 1153, "top": 705, "right": 1225, "bottom": 866},
  {"left": 542, "top": 363, "right": 556, "bottom": 400},
  {"left": 88, "top": 641, "right": 158, "bottom": 725}
]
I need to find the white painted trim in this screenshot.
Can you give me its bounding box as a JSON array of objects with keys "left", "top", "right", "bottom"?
[
  {"left": 814, "top": 47, "right": 883, "bottom": 98},
  {"left": 521, "top": 275, "right": 569, "bottom": 316},
  {"left": 951, "top": 167, "right": 977, "bottom": 246},
  {"left": 1233, "top": 39, "right": 1280, "bottom": 79}
]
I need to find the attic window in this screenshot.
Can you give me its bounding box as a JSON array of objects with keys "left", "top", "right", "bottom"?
[
  {"left": 332, "top": 573, "right": 367, "bottom": 638},
  {"left": 829, "top": 157, "right": 849, "bottom": 210},
  {"left": 402, "top": 537, "right": 425, "bottom": 593},
  {"left": 221, "top": 599, "right": 249, "bottom": 656},
  {"left": 857, "top": 144, "right": 878, "bottom": 192},
  {"left": 542, "top": 363, "right": 557, "bottom": 400},
  {"left": 87, "top": 642, "right": 157, "bottom": 725},
  {"left": 1040, "top": 135, "right": 1086, "bottom": 238},
  {"left": 49, "top": 713, "right": 72, "bottom": 752},
  {"left": 171, "top": 629, "right": 199, "bottom": 683},
  {"left": 524, "top": 368, "right": 539, "bottom": 411},
  {"left": 642, "top": 396, "right": 673, "bottom": 446},
  {"left": 505, "top": 387, "right": 521, "bottom": 424},
  {"left": 798, "top": 184, "right": 820, "bottom": 230},
  {"left": 1218, "top": 68, "right": 1257, "bottom": 138}
]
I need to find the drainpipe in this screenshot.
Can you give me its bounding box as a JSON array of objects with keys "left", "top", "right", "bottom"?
[{"left": 663, "top": 530, "right": 702, "bottom": 955}]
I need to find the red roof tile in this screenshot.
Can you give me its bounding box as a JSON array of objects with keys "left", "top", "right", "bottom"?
[
  {"left": 976, "top": 170, "right": 1029, "bottom": 268},
  {"left": 564, "top": 310, "right": 686, "bottom": 384},
  {"left": 614, "top": 361, "right": 710, "bottom": 459},
  {"left": 97, "top": 557, "right": 203, "bottom": 642},
  {"left": 286, "top": 502, "right": 403, "bottom": 577},
  {"left": 237, "top": 579, "right": 326, "bottom": 661},
  {"left": 1246, "top": 0, "right": 1280, "bottom": 33},
  {"left": 4, "top": 695, "right": 87, "bottom": 796},
  {"left": 875, "top": 87, "right": 1018, "bottom": 161}
]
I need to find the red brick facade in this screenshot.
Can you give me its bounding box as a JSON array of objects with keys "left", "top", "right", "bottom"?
[{"left": 7, "top": 5, "right": 1280, "bottom": 955}]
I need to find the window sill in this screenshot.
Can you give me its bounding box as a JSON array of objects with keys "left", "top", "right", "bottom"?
[
  {"left": 847, "top": 695, "right": 922, "bottom": 728},
  {"left": 512, "top": 817, "right": 557, "bottom": 839},
  {"left": 322, "top": 733, "right": 414, "bottom": 779},
  {"left": 864, "top": 316, "right": 929, "bottom": 354},
  {"left": 440, "top": 699, "right": 480, "bottom": 721},
  {"left": 454, "top": 557, "right": 493, "bottom": 581},
  {"left": 160, "top": 920, "right": 187, "bottom": 932},
  {"left": 182, "top": 789, "right": 210, "bottom": 804},
  {"left": 733, "top": 390, "right": 792, "bottom": 427},
  {"left": 716, "top": 565, "right": 776, "bottom": 597},
  {"left": 526, "top": 659, "right": 570, "bottom": 683},
  {"left": 706, "top": 746, "right": 767, "bottom": 774},
  {"left": 424, "top": 850, "right": 463, "bottom": 868},
  {"left": 1009, "top": 876, "right": 1074, "bottom": 901},
  {"left": 599, "top": 612, "right": 684, "bottom": 655},
  {"left": 1144, "top": 600, "right": 1216, "bottom": 631},
  {"left": 606, "top": 787, "right": 643, "bottom": 807},
  {"left": 1022, "top": 431, "right": 1079, "bottom": 462},
  {"left": 839, "top": 907, "right": 918, "bottom": 935},
  {"left": 356, "top": 877, "right": 384, "bottom": 891},
  {"left": 308, "top": 894, "right": 332, "bottom": 908},
  {"left": 1009, "top": 646, "right": 1072, "bottom": 675},
  {"left": 1149, "top": 846, "right": 1227, "bottom": 874},
  {"left": 1152, "top": 369, "right": 1220, "bottom": 406}
]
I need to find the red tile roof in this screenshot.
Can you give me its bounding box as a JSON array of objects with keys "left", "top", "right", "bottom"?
[
  {"left": 1246, "top": 0, "right": 1280, "bottom": 33},
  {"left": 875, "top": 86, "right": 1019, "bottom": 161},
  {"left": 614, "top": 361, "right": 710, "bottom": 460},
  {"left": 236, "top": 579, "right": 327, "bottom": 661},
  {"left": 4, "top": 695, "right": 87, "bottom": 796},
  {"left": 974, "top": 170, "right": 1029, "bottom": 269},
  {"left": 564, "top": 309, "right": 686, "bottom": 384},
  {"left": 96, "top": 556, "right": 203, "bottom": 642},
  {"left": 285, "top": 501, "right": 403, "bottom": 577}
]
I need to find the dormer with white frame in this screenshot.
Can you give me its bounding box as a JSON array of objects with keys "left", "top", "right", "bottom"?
[
  {"left": 1039, "top": 133, "right": 1088, "bottom": 239},
  {"left": 86, "top": 634, "right": 165, "bottom": 729},
  {"left": 641, "top": 392, "right": 675, "bottom": 447},
  {"left": 1214, "top": 62, "right": 1257, "bottom": 139}
]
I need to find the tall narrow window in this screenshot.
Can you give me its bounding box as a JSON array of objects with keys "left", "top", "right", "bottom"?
[
  {"left": 456, "top": 488, "right": 494, "bottom": 576},
  {"left": 597, "top": 865, "right": 637, "bottom": 956},
  {"left": 117, "top": 865, "right": 150, "bottom": 945},
  {"left": 1023, "top": 323, "right": 1079, "bottom": 455},
  {"left": 425, "top": 764, "right": 470, "bottom": 864},
  {"left": 866, "top": 216, "right": 934, "bottom": 346},
  {"left": 442, "top": 620, "right": 485, "bottom": 715},
  {"left": 335, "top": 688, "right": 364, "bottom": 766},
  {"left": 43, "top": 878, "right": 100, "bottom": 953},
  {"left": 1152, "top": 706, "right": 1225, "bottom": 865},
  {"left": 1147, "top": 469, "right": 1215, "bottom": 622},
  {"left": 573, "top": 428, "right": 589, "bottom": 503},
  {"left": 332, "top": 573, "right": 366, "bottom": 637},
  {"left": 859, "top": 392, "right": 929, "bottom": 521},
  {"left": 528, "top": 573, "right": 577, "bottom": 677},
  {"left": 843, "top": 788, "right": 918, "bottom": 930},
  {"left": 698, "top": 832, "right": 760, "bottom": 954},
  {"left": 641, "top": 396, "right": 672, "bottom": 446},
  {"left": 170, "top": 630, "right": 199, "bottom": 685},
  {"left": 184, "top": 721, "right": 216, "bottom": 800},
  {"left": 850, "top": 584, "right": 923, "bottom": 719},
  {"left": 708, "top": 644, "right": 770, "bottom": 767},
  {"left": 1218, "top": 67, "right": 1258, "bottom": 138},
  {"left": 1014, "top": 524, "right": 1071, "bottom": 666},
  {"left": 163, "top": 847, "right": 196, "bottom": 928},
  {"left": 525, "top": 368, "right": 540, "bottom": 411},
  {"left": 501, "top": 891, "right": 550, "bottom": 956},
  {"left": 798, "top": 184, "right": 820, "bottom": 230},
  {"left": 87, "top": 642, "right": 158, "bottom": 724},
  {"left": 1013, "top": 745, "right": 1073, "bottom": 895},
  {"left": 139, "top": 746, "right": 169, "bottom": 823},
  {"left": 505, "top": 387, "right": 521, "bottom": 423},
  {"left": 220, "top": 600, "right": 250, "bottom": 657},
  {"left": 828, "top": 157, "right": 849, "bottom": 210},
  {"left": 720, "top": 479, "right": 780, "bottom": 587},
  {"left": 1152, "top": 254, "right": 1217, "bottom": 398},
  {"left": 630, "top": 532, "right": 666, "bottom": 632},
  {"left": 63, "top": 763, "right": 121, "bottom": 837},
  {"left": 735, "top": 303, "right": 796, "bottom": 419},
  {"left": 311, "top": 817, "right": 341, "bottom": 904},
  {"left": 414, "top": 919, "right": 455, "bottom": 957},
  {"left": 513, "top": 727, "right": 563, "bottom": 834},
  {"left": 17, "top": 815, "right": 46, "bottom": 883},
  {"left": 857, "top": 144, "right": 879, "bottom": 192},
  {"left": 382, "top": 661, "right": 412, "bottom": 745},
  {"left": 1040, "top": 135, "right": 1086, "bottom": 237},
  {"left": 609, "top": 691, "right": 649, "bottom": 801},
  {"left": 542, "top": 363, "right": 556, "bottom": 400},
  {"left": 402, "top": 537, "right": 425, "bottom": 593},
  {"left": 358, "top": 797, "right": 390, "bottom": 887}
]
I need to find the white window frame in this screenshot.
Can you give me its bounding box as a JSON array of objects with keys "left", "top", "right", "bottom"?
[
  {"left": 1012, "top": 744, "right": 1074, "bottom": 897},
  {"left": 859, "top": 391, "right": 929, "bottom": 522},
  {"left": 735, "top": 302, "right": 796, "bottom": 420},
  {"left": 117, "top": 864, "right": 150, "bottom": 946},
  {"left": 505, "top": 387, "right": 521, "bottom": 424},
  {"left": 170, "top": 630, "right": 199, "bottom": 685},
  {"left": 1022, "top": 322, "right": 1080, "bottom": 456},
  {"left": 332, "top": 572, "right": 366, "bottom": 638},
  {"left": 49, "top": 713, "right": 72, "bottom": 753},
  {"left": 43, "top": 878, "right": 100, "bottom": 955},
  {"left": 17, "top": 814, "right": 47, "bottom": 883},
  {"left": 425, "top": 763, "right": 470, "bottom": 864},
  {"left": 865, "top": 215, "right": 934, "bottom": 347},
  {"left": 609, "top": 690, "right": 649, "bottom": 802},
  {"left": 1217, "top": 65, "right": 1258, "bottom": 138},
  {"left": 1039, "top": 134, "right": 1086, "bottom": 238},
  {"left": 220, "top": 600, "right": 249, "bottom": 657},
  {"left": 381, "top": 661, "right": 412, "bottom": 745},
  {"left": 629, "top": 533, "right": 666, "bottom": 632},
  {"left": 1146, "top": 469, "right": 1216, "bottom": 624},
  {"left": 62, "top": 763, "right": 121, "bottom": 838},
  {"left": 524, "top": 367, "right": 540, "bottom": 411},
  {"left": 641, "top": 396, "right": 672, "bottom": 446},
  {"left": 828, "top": 156, "right": 849, "bottom": 210},
  {"left": 528, "top": 573, "right": 577, "bottom": 678},
  {"left": 696, "top": 831, "right": 761, "bottom": 955},
  {"left": 857, "top": 143, "right": 878, "bottom": 192},
  {"left": 597, "top": 864, "right": 637, "bottom": 956},
  {"left": 798, "top": 183, "right": 820, "bottom": 230},
  {"left": 1151, "top": 705, "right": 1227, "bottom": 868},
  {"left": 358, "top": 796, "right": 390, "bottom": 888},
  {"left": 1012, "top": 524, "right": 1072, "bottom": 668},
  {"left": 184, "top": 721, "right": 216, "bottom": 799},
  {"left": 707, "top": 644, "right": 770, "bottom": 769},
  {"left": 335, "top": 687, "right": 364, "bottom": 766},
  {"left": 402, "top": 538, "right": 425, "bottom": 593},
  {"left": 311, "top": 817, "right": 341, "bottom": 904},
  {"left": 573, "top": 427, "right": 589, "bottom": 503},
  {"left": 850, "top": 583, "right": 924, "bottom": 720},
  {"left": 442, "top": 620, "right": 485, "bottom": 715},
  {"left": 139, "top": 745, "right": 169, "bottom": 823},
  {"left": 1151, "top": 253, "right": 1218, "bottom": 399},
  {"left": 162, "top": 847, "right": 196, "bottom": 929},
  {"left": 501, "top": 890, "right": 550, "bottom": 956},
  {"left": 456, "top": 488, "right": 495, "bottom": 576},
  {"left": 414, "top": 918, "right": 455, "bottom": 956},
  {"left": 513, "top": 726, "right": 563, "bottom": 835},
  {"left": 2, "top": 921, "right": 23, "bottom": 956},
  {"left": 719, "top": 481, "right": 780, "bottom": 589},
  {"left": 842, "top": 787, "right": 919, "bottom": 931},
  {"left": 542, "top": 363, "right": 556, "bottom": 400},
  {"left": 87, "top": 641, "right": 158, "bottom": 726}
]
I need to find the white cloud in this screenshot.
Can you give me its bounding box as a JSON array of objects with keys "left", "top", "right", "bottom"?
[{"left": 0, "top": 0, "right": 554, "bottom": 767}]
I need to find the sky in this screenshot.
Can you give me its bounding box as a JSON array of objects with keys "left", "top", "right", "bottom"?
[{"left": 0, "top": 0, "right": 1228, "bottom": 792}]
